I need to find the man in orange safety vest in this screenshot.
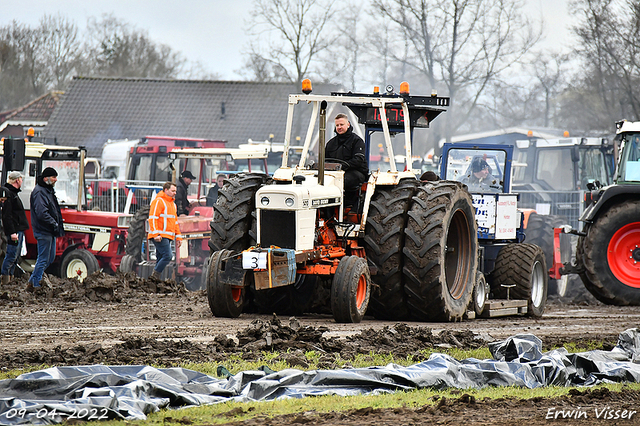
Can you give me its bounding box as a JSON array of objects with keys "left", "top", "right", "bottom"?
[{"left": 148, "top": 181, "right": 182, "bottom": 280}]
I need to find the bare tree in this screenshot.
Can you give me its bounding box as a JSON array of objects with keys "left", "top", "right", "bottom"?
[
  {"left": 370, "top": 0, "right": 540, "bottom": 150},
  {"left": 0, "top": 21, "right": 45, "bottom": 110},
  {"left": 244, "top": 0, "right": 339, "bottom": 85},
  {"left": 562, "top": 0, "right": 640, "bottom": 131},
  {"left": 39, "top": 14, "right": 83, "bottom": 89},
  {"left": 84, "top": 14, "right": 183, "bottom": 78}
]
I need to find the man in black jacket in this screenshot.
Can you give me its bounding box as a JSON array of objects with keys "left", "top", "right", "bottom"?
[
  {"left": 1, "top": 171, "right": 29, "bottom": 285},
  {"left": 28, "top": 167, "right": 64, "bottom": 290},
  {"left": 175, "top": 170, "right": 195, "bottom": 216},
  {"left": 325, "top": 113, "right": 368, "bottom": 208}
]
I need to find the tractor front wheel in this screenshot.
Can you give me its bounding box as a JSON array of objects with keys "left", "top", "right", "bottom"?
[
  {"left": 61, "top": 249, "right": 100, "bottom": 281},
  {"left": 331, "top": 256, "right": 371, "bottom": 323},
  {"left": 579, "top": 201, "right": 640, "bottom": 305},
  {"left": 207, "top": 249, "right": 245, "bottom": 317}
]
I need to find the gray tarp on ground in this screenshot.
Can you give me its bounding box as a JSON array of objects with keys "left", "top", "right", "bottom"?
[{"left": 1, "top": 328, "right": 639, "bottom": 425}]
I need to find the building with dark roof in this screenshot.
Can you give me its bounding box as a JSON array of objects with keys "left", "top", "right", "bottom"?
[
  {"left": 0, "top": 91, "right": 62, "bottom": 138},
  {"left": 44, "top": 77, "right": 342, "bottom": 157}
]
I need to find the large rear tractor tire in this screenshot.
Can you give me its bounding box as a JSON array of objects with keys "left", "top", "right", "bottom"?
[
  {"left": 525, "top": 213, "right": 571, "bottom": 296},
  {"left": 209, "top": 173, "right": 269, "bottom": 252},
  {"left": 363, "top": 179, "right": 417, "bottom": 320},
  {"left": 402, "top": 181, "right": 477, "bottom": 321},
  {"left": 579, "top": 201, "right": 640, "bottom": 305},
  {"left": 61, "top": 249, "right": 100, "bottom": 282},
  {"left": 331, "top": 256, "right": 371, "bottom": 323},
  {"left": 491, "top": 243, "right": 548, "bottom": 317},
  {"left": 125, "top": 205, "right": 150, "bottom": 262},
  {"left": 207, "top": 249, "right": 245, "bottom": 318}
]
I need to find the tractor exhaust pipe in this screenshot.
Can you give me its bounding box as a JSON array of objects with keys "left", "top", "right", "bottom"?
[
  {"left": 78, "top": 146, "right": 86, "bottom": 212},
  {"left": 318, "top": 100, "right": 327, "bottom": 186}
]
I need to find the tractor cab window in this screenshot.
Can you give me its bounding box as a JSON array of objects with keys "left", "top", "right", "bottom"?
[
  {"left": 535, "top": 148, "right": 574, "bottom": 191},
  {"left": 154, "top": 155, "right": 172, "bottom": 182},
  {"left": 619, "top": 133, "right": 640, "bottom": 182},
  {"left": 445, "top": 148, "right": 506, "bottom": 193},
  {"left": 43, "top": 160, "right": 80, "bottom": 207},
  {"left": 133, "top": 155, "right": 153, "bottom": 181},
  {"left": 579, "top": 148, "right": 611, "bottom": 188}
]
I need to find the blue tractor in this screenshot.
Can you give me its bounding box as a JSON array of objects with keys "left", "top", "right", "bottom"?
[{"left": 440, "top": 143, "right": 548, "bottom": 317}]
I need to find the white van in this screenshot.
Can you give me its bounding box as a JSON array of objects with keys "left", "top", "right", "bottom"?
[{"left": 100, "top": 139, "right": 139, "bottom": 180}]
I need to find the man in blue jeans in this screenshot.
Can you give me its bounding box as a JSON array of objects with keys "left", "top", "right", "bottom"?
[
  {"left": 1, "top": 171, "right": 29, "bottom": 285},
  {"left": 28, "top": 167, "right": 64, "bottom": 291}
]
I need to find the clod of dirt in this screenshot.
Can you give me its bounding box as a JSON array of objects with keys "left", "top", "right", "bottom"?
[
  {"left": 1, "top": 315, "right": 502, "bottom": 369},
  {"left": 0, "top": 271, "right": 187, "bottom": 305}
]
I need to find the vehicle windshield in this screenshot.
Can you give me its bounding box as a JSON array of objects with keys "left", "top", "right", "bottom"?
[
  {"left": 535, "top": 148, "right": 574, "bottom": 191},
  {"left": 618, "top": 133, "right": 640, "bottom": 182},
  {"left": 43, "top": 160, "right": 80, "bottom": 207},
  {"left": 445, "top": 148, "right": 506, "bottom": 193},
  {"left": 579, "top": 148, "right": 611, "bottom": 188}
]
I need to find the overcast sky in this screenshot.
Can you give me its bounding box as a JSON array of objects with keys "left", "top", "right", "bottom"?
[{"left": 1, "top": 0, "right": 573, "bottom": 81}]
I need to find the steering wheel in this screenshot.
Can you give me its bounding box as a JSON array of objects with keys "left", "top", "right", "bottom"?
[{"left": 325, "top": 158, "right": 350, "bottom": 169}]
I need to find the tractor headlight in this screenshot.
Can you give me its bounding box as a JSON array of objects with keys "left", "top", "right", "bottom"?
[
  {"left": 261, "top": 196, "right": 270, "bottom": 206},
  {"left": 285, "top": 197, "right": 295, "bottom": 207}
]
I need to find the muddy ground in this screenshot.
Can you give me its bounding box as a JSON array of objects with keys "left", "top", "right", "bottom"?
[{"left": 1, "top": 272, "right": 639, "bottom": 425}]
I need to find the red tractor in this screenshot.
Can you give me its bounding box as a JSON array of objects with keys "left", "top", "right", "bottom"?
[
  {"left": 1, "top": 136, "right": 130, "bottom": 280},
  {"left": 119, "top": 147, "right": 270, "bottom": 290},
  {"left": 90, "top": 136, "right": 227, "bottom": 213}
]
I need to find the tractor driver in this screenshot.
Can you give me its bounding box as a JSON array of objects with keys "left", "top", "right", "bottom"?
[
  {"left": 462, "top": 157, "right": 501, "bottom": 192},
  {"left": 325, "top": 113, "right": 368, "bottom": 208}
]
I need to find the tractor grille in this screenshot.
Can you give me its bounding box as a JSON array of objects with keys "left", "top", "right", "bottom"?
[{"left": 260, "top": 210, "right": 296, "bottom": 249}]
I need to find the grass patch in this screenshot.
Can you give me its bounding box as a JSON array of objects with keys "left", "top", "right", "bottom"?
[{"left": 89, "top": 382, "right": 640, "bottom": 425}]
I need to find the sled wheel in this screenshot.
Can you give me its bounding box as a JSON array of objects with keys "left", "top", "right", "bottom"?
[
  {"left": 472, "top": 271, "right": 488, "bottom": 316},
  {"left": 402, "top": 181, "right": 477, "bottom": 321},
  {"left": 331, "top": 256, "right": 371, "bottom": 323},
  {"left": 119, "top": 254, "right": 135, "bottom": 273},
  {"left": 61, "top": 249, "right": 100, "bottom": 282},
  {"left": 579, "top": 201, "right": 640, "bottom": 305},
  {"left": 491, "top": 243, "right": 548, "bottom": 317},
  {"left": 363, "top": 179, "right": 417, "bottom": 320},
  {"left": 207, "top": 249, "right": 244, "bottom": 317}
]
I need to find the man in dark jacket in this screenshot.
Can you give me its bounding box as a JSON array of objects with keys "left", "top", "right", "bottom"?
[
  {"left": 325, "top": 113, "right": 368, "bottom": 207},
  {"left": 28, "top": 167, "right": 64, "bottom": 290},
  {"left": 175, "top": 170, "right": 195, "bottom": 216},
  {"left": 1, "top": 171, "right": 29, "bottom": 285}
]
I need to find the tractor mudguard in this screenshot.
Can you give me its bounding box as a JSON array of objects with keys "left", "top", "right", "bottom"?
[{"left": 581, "top": 184, "right": 640, "bottom": 222}]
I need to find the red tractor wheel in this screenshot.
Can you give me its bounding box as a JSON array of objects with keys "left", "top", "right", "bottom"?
[
  {"left": 607, "top": 222, "right": 640, "bottom": 286},
  {"left": 331, "top": 256, "right": 371, "bottom": 323},
  {"left": 580, "top": 200, "right": 640, "bottom": 305}
]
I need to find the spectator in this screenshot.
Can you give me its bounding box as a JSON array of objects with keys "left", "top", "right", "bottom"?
[
  {"left": 148, "top": 182, "right": 182, "bottom": 280},
  {"left": 176, "top": 170, "right": 195, "bottom": 216},
  {"left": 206, "top": 174, "right": 227, "bottom": 207},
  {"left": 1, "top": 171, "right": 29, "bottom": 286},
  {"left": 325, "top": 113, "right": 368, "bottom": 208},
  {"left": 28, "top": 167, "right": 64, "bottom": 290}
]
